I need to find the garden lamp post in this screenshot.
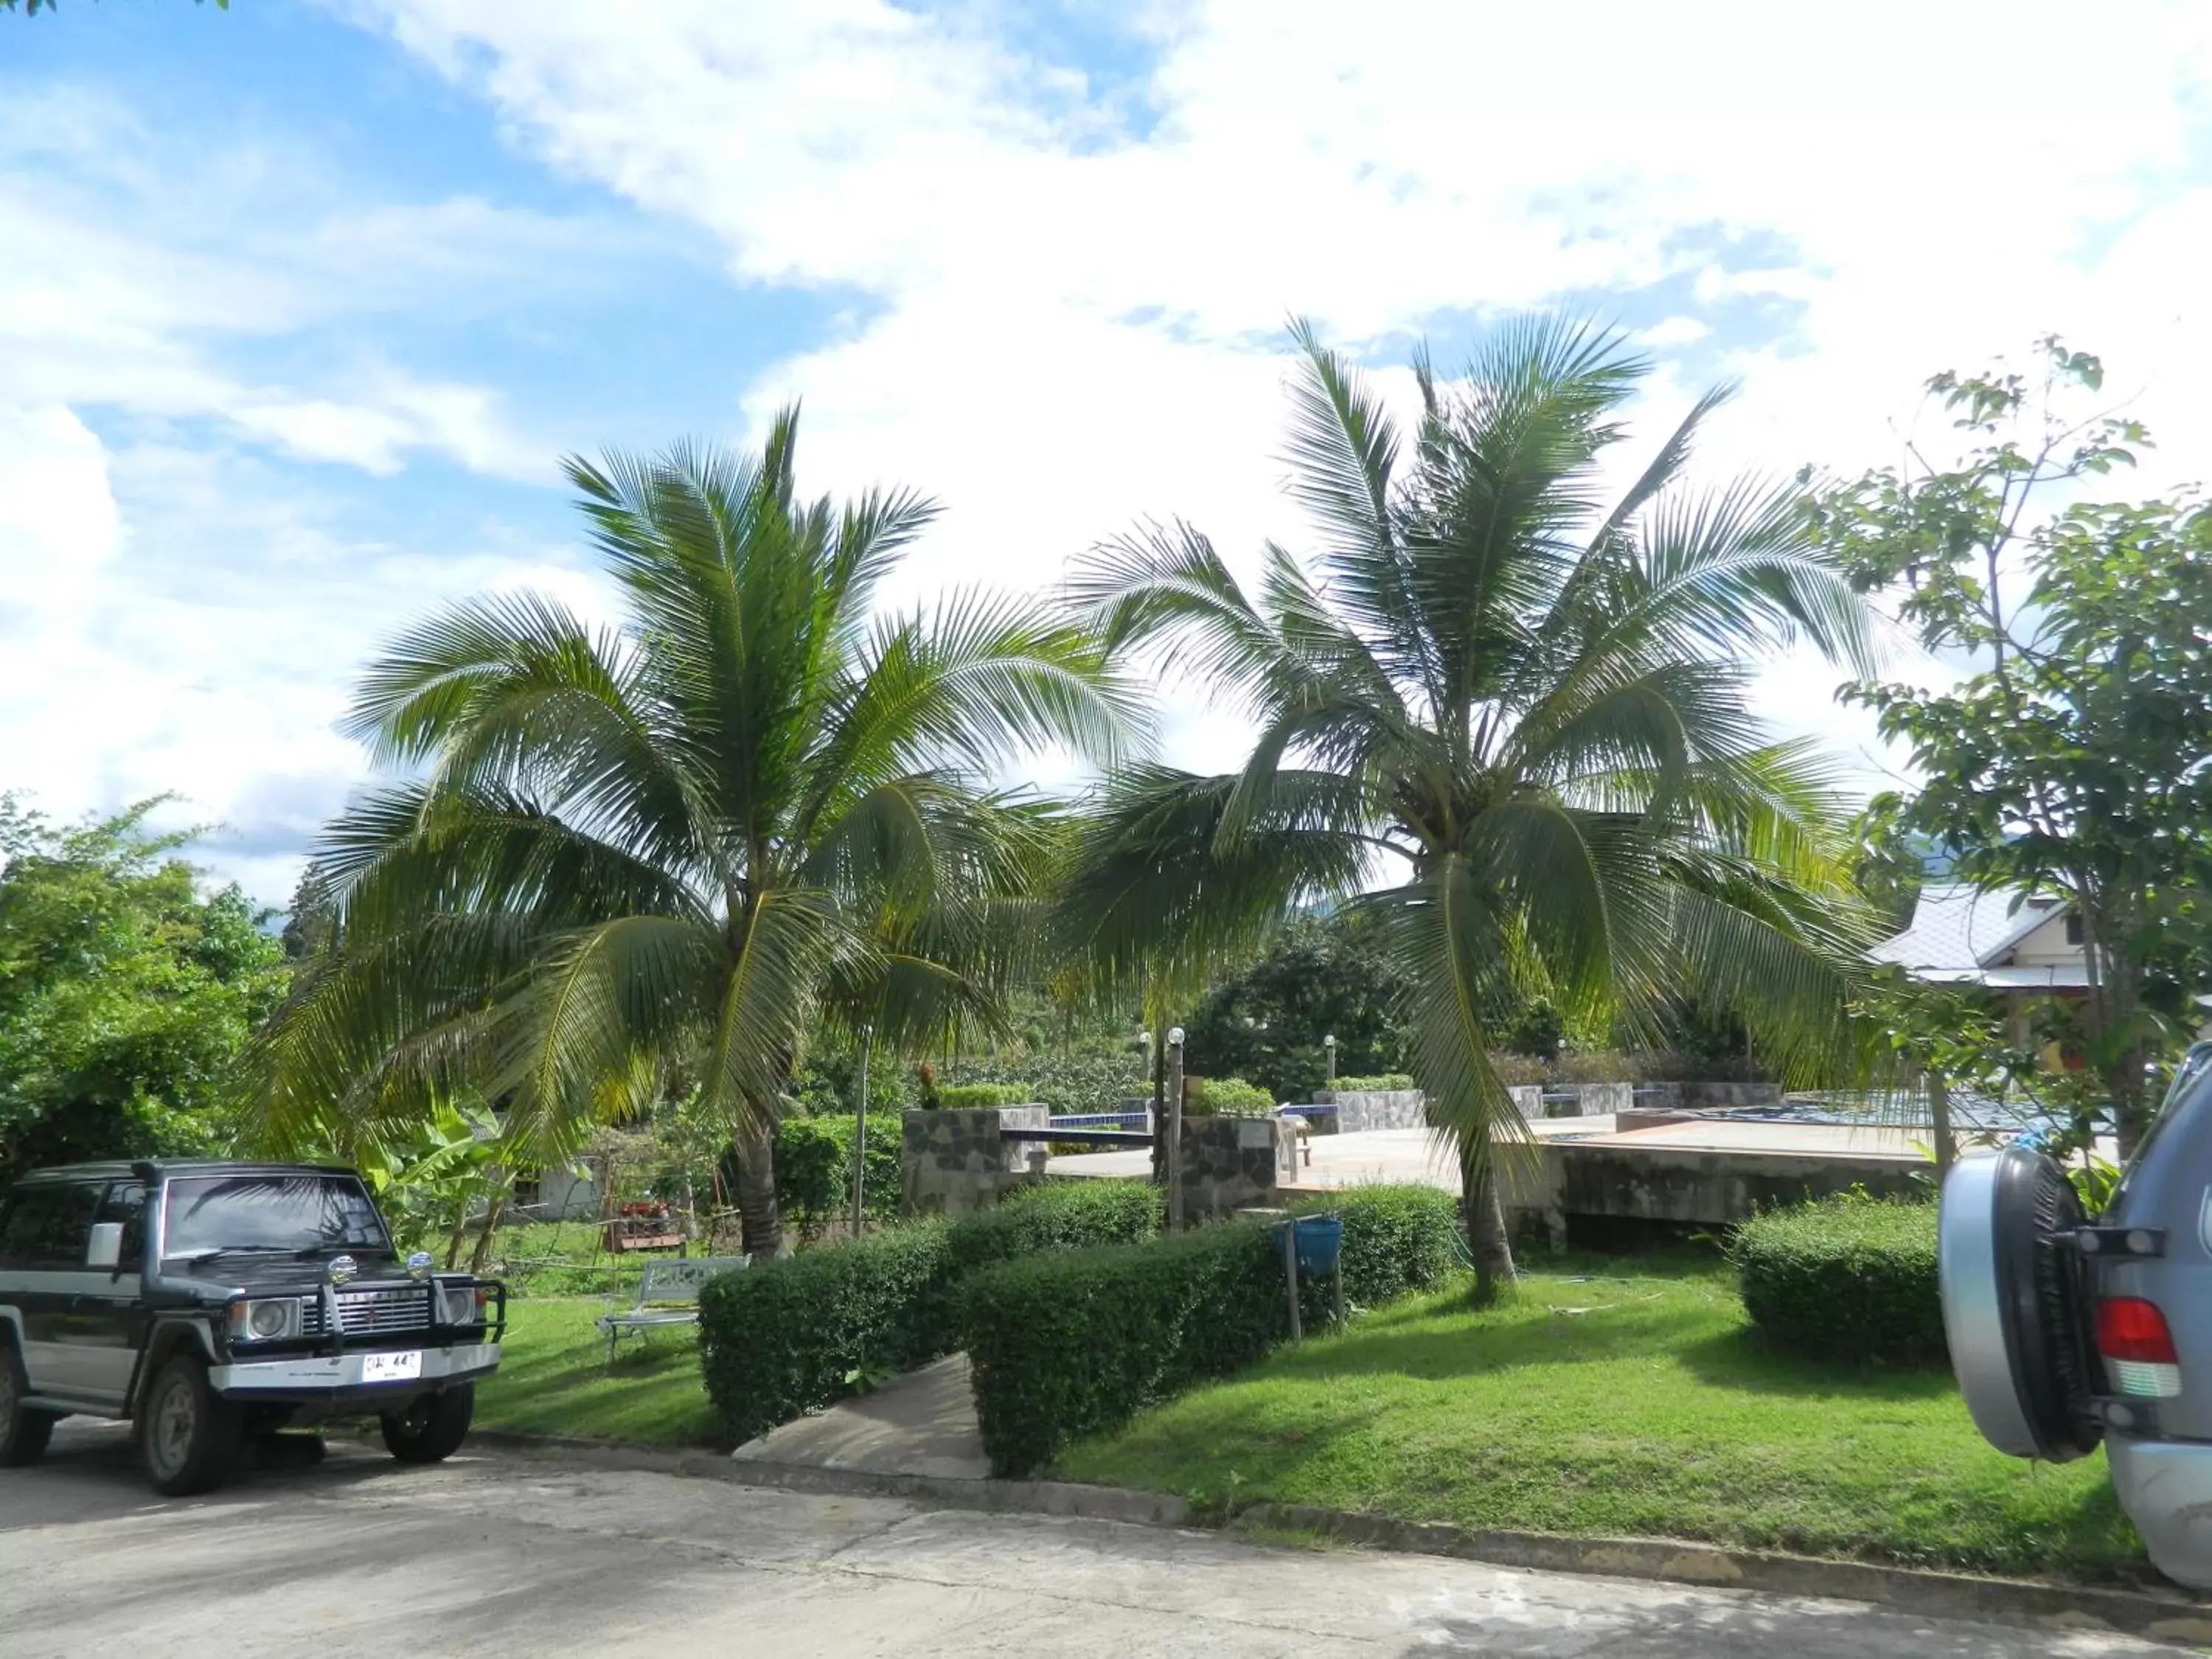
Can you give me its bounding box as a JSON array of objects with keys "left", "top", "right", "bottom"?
[
  {"left": 1166, "top": 1026, "right": 1186, "bottom": 1230},
  {"left": 850, "top": 1023, "right": 873, "bottom": 1239},
  {"left": 1324, "top": 1033, "right": 1336, "bottom": 1085}
]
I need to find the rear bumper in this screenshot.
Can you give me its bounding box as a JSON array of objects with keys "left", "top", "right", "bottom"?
[
  {"left": 2107, "top": 1437, "right": 2212, "bottom": 1589},
  {"left": 209, "top": 1342, "right": 500, "bottom": 1410}
]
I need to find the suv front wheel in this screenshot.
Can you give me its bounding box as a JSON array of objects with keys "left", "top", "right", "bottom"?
[
  {"left": 139, "top": 1352, "right": 242, "bottom": 1497},
  {"left": 380, "top": 1384, "right": 473, "bottom": 1464},
  {"left": 0, "top": 1338, "right": 58, "bottom": 1467}
]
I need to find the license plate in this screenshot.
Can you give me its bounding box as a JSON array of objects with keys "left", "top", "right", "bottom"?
[{"left": 361, "top": 1351, "right": 422, "bottom": 1382}]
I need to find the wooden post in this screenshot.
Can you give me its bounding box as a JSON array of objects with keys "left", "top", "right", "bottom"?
[
  {"left": 850, "top": 1028, "right": 872, "bottom": 1239},
  {"left": 1280, "top": 1221, "right": 1303, "bottom": 1342},
  {"left": 1166, "top": 1029, "right": 1186, "bottom": 1231}
]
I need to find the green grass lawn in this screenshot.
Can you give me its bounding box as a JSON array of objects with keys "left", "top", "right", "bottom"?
[
  {"left": 473, "top": 1298, "right": 717, "bottom": 1447},
  {"left": 1057, "top": 1254, "right": 2149, "bottom": 1584}
]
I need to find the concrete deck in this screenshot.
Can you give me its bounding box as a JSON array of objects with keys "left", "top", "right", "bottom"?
[
  {"left": 1046, "top": 1118, "right": 1616, "bottom": 1192},
  {"left": 728, "top": 1352, "right": 990, "bottom": 1480}
]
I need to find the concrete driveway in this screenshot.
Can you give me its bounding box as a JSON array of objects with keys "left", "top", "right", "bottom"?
[{"left": 0, "top": 1423, "right": 2185, "bottom": 1658}]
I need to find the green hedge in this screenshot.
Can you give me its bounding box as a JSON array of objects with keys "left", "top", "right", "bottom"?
[
  {"left": 962, "top": 1188, "right": 1464, "bottom": 1475},
  {"left": 946, "top": 1179, "right": 1161, "bottom": 1277},
  {"left": 937, "top": 1082, "right": 1034, "bottom": 1108},
  {"left": 938, "top": 1053, "right": 1147, "bottom": 1116},
  {"left": 698, "top": 1222, "right": 957, "bottom": 1444},
  {"left": 963, "top": 1222, "right": 1287, "bottom": 1477},
  {"left": 1183, "top": 1076, "right": 1273, "bottom": 1116},
  {"left": 697, "top": 1180, "right": 1163, "bottom": 1445},
  {"left": 1300, "top": 1185, "right": 1459, "bottom": 1307},
  {"left": 1329, "top": 1072, "right": 1416, "bottom": 1093},
  {"left": 1732, "top": 1194, "right": 1944, "bottom": 1366},
  {"left": 769, "top": 1113, "right": 904, "bottom": 1236}
]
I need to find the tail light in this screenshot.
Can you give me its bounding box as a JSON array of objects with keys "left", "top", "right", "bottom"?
[{"left": 2098, "top": 1296, "right": 2183, "bottom": 1399}]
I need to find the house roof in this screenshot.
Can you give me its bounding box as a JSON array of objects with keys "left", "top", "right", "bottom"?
[{"left": 1870, "top": 883, "right": 2079, "bottom": 984}]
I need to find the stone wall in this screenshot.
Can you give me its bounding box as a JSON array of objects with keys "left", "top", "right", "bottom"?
[
  {"left": 1509, "top": 1085, "right": 1543, "bottom": 1119},
  {"left": 1538, "top": 1080, "right": 1632, "bottom": 1117},
  {"left": 1629, "top": 1082, "right": 1784, "bottom": 1112},
  {"left": 1176, "top": 1114, "right": 1295, "bottom": 1222},
  {"left": 1310, "top": 1088, "right": 1428, "bottom": 1132},
  {"left": 1503, "top": 1140, "right": 1927, "bottom": 1242},
  {"left": 900, "top": 1105, "right": 1051, "bottom": 1218}
]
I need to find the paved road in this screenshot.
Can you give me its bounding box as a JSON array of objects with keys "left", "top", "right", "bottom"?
[{"left": 0, "top": 1423, "right": 2185, "bottom": 1657}]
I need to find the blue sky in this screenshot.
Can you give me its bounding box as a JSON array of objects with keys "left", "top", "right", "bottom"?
[{"left": 7, "top": 0, "right": 2212, "bottom": 905}]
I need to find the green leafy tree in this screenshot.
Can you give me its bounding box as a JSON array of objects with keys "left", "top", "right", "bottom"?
[
  {"left": 0, "top": 796, "right": 285, "bottom": 1183},
  {"left": 1182, "top": 911, "right": 1410, "bottom": 1102},
  {"left": 240, "top": 419, "right": 1136, "bottom": 1256},
  {"left": 1062, "top": 317, "right": 1877, "bottom": 1298},
  {"left": 1813, "top": 340, "right": 2212, "bottom": 1147}
]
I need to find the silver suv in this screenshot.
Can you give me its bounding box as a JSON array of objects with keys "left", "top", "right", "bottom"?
[
  {"left": 1941, "top": 1043, "right": 2212, "bottom": 1587},
  {"left": 0, "top": 1159, "right": 504, "bottom": 1495}
]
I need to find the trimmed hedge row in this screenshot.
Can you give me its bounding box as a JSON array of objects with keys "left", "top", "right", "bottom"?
[
  {"left": 698, "top": 1220, "right": 955, "bottom": 1444},
  {"left": 1732, "top": 1194, "right": 1944, "bottom": 1366},
  {"left": 946, "top": 1179, "right": 1161, "bottom": 1277},
  {"left": 1304, "top": 1184, "right": 1460, "bottom": 1307},
  {"left": 1183, "top": 1076, "right": 1274, "bottom": 1116},
  {"left": 1329, "top": 1072, "right": 1416, "bottom": 1093},
  {"left": 695, "top": 1178, "right": 1164, "bottom": 1444},
  {"left": 936, "top": 1082, "right": 1034, "bottom": 1109},
  {"left": 964, "top": 1183, "right": 1464, "bottom": 1475},
  {"left": 963, "top": 1222, "right": 1287, "bottom": 1477}
]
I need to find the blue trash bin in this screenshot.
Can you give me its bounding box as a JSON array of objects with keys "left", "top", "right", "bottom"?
[{"left": 1293, "top": 1215, "right": 1342, "bottom": 1277}]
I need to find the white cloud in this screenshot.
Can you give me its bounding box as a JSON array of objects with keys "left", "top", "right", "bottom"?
[
  {"left": 0, "top": 81, "right": 640, "bottom": 894},
  {"left": 352, "top": 0, "right": 2212, "bottom": 790},
  {"left": 0, "top": 85, "right": 590, "bottom": 484},
  {"left": 18, "top": 0, "right": 2212, "bottom": 894},
  {"left": 0, "top": 420, "right": 597, "bottom": 902}
]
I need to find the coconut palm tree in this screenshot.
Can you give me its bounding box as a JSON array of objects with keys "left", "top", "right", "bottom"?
[
  {"left": 1060, "top": 318, "right": 1879, "bottom": 1298},
  {"left": 241, "top": 416, "right": 1138, "bottom": 1255}
]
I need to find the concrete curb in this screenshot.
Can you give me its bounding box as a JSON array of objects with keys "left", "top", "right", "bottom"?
[
  {"left": 1231, "top": 1502, "right": 2212, "bottom": 1646},
  {"left": 467, "top": 1430, "right": 2212, "bottom": 1644}
]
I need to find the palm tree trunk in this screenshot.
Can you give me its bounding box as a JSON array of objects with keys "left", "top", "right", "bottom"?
[
  {"left": 1467, "top": 1162, "right": 1516, "bottom": 1304},
  {"left": 1927, "top": 1070, "right": 1955, "bottom": 1178},
  {"left": 735, "top": 1105, "right": 784, "bottom": 1258}
]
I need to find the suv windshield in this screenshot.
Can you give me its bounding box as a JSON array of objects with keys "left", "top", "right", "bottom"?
[{"left": 161, "top": 1174, "right": 391, "bottom": 1259}]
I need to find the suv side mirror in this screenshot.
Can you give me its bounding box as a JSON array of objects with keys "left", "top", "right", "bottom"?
[{"left": 86, "top": 1222, "right": 125, "bottom": 1271}]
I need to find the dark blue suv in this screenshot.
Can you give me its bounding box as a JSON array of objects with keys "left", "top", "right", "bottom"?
[{"left": 0, "top": 1160, "right": 504, "bottom": 1494}]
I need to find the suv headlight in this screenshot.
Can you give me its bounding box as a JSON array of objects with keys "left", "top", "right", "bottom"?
[
  {"left": 229, "top": 1298, "right": 302, "bottom": 1341},
  {"left": 440, "top": 1283, "right": 479, "bottom": 1324}
]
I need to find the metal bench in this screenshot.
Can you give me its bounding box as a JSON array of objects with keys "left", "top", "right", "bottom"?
[{"left": 596, "top": 1255, "right": 748, "bottom": 1364}]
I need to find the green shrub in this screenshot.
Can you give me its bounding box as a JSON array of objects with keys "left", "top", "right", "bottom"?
[
  {"left": 1732, "top": 1194, "right": 1943, "bottom": 1366},
  {"left": 937, "top": 1082, "right": 1034, "bottom": 1109},
  {"left": 1329, "top": 1072, "right": 1416, "bottom": 1093},
  {"left": 696, "top": 1181, "right": 1164, "bottom": 1446},
  {"left": 960, "top": 1189, "right": 1464, "bottom": 1475},
  {"left": 962, "top": 1222, "right": 1288, "bottom": 1476},
  {"left": 721, "top": 1113, "right": 903, "bottom": 1239},
  {"left": 947, "top": 1179, "right": 1160, "bottom": 1277},
  {"left": 1297, "top": 1185, "right": 1460, "bottom": 1307},
  {"left": 938, "top": 1052, "right": 1147, "bottom": 1116},
  {"left": 697, "top": 1222, "right": 957, "bottom": 1443},
  {"left": 1183, "top": 1076, "right": 1273, "bottom": 1116}
]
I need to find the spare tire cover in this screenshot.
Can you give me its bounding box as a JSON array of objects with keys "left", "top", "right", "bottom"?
[{"left": 1939, "top": 1147, "right": 2102, "bottom": 1462}]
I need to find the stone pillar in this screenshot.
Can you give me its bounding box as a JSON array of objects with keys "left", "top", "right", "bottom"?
[
  {"left": 900, "top": 1105, "right": 1050, "bottom": 1218},
  {"left": 1576, "top": 1082, "right": 1632, "bottom": 1119},
  {"left": 1322, "top": 1088, "right": 1428, "bottom": 1131},
  {"left": 1177, "top": 1115, "right": 1292, "bottom": 1222},
  {"left": 1509, "top": 1085, "right": 1543, "bottom": 1119}
]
